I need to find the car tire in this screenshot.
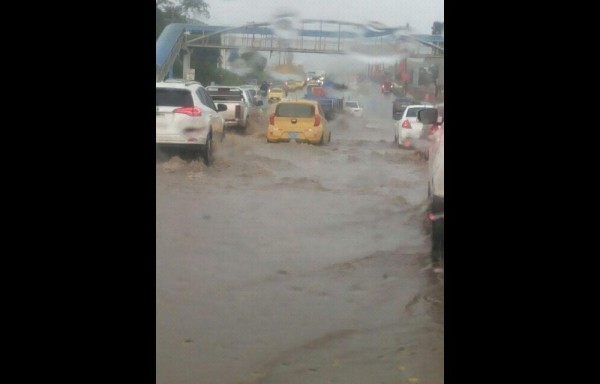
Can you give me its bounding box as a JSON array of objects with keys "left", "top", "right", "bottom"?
[
  {"left": 202, "top": 134, "right": 213, "bottom": 165},
  {"left": 431, "top": 218, "right": 444, "bottom": 262},
  {"left": 430, "top": 196, "right": 444, "bottom": 262},
  {"left": 319, "top": 133, "right": 324, "bottom": 145},
  {"left": 328, "top": 132, "right": 331, "bottom": 143}
]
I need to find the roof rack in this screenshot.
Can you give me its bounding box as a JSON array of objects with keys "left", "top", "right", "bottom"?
[{"left": 162, "top": 78, "right": 203, "bottom": 86}]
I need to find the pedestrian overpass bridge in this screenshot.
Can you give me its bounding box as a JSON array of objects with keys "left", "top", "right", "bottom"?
[{"left": 156, "top": 20, "right": 444, "bottom": 82}]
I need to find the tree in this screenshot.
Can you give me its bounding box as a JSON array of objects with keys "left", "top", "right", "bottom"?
[
  {"left": 156, "top": 4, "right": 168, "bottom": 39},
  {"left": 432, "top": 21, "right": 444, "bottom": 35},
  {"left": 240, "top": 51, "right": 267, "bottom": 74},
  {"left": 156, "top": 0, "right": 210, "bottom": 24},
  {"left": 157, "top": 1, "right": 211, "bottom": 38}
]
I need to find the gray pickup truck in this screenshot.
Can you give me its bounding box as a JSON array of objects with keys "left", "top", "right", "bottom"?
[{"left": 205, "top": 86, "right": 252, "bottom": 131}]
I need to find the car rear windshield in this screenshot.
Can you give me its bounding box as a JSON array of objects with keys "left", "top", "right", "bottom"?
[
  {"left": 406, "top": 107, "right": 431, "bottom": 117},
  {"left": 156, "top": 88, "right": 193, "bottom": 107},
  {"left": 346, "top": 102, "right": 359, "bottom": 108},
  {"left": 206, "top": 88, "right": 244, "bottom": 102},
  {"left": 276, "top": 104, "right": 315, "bottom": 118}
]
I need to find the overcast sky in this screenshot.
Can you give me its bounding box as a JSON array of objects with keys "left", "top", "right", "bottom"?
[{"left": 204, "top": 0, "right": 443, "bottom": 35}]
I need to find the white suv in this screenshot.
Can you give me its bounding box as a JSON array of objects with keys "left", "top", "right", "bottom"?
[
  {"left": 156, "top": 80, "right": 227, "bottom": 164},
  {"left": 417, "top": 108, "right": 444, "bottom": 264}
]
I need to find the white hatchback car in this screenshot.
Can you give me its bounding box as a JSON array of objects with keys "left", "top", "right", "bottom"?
[
  {"left": 394, "top": 104, "right": 436, "bottom": 148},
  {"left": 343, "top": 100, "right": 364, "bottom": 118},
  {"left": 156, "top": 80, "right": 227, "bottom": 164}
]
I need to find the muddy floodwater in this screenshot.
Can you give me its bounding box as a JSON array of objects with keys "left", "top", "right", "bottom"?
[{"left": 156, "top": 85, "right": 443, "bottom": 384}]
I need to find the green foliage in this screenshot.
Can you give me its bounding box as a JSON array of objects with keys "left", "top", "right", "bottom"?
[
  {"left": 180, "top": 0, "right": 210, "bottom": 19},
  {"left": 217, "top": 69, "right": 246, "bottom": 86},
  {"left": 156, "top": 1, "right": 267, "bottom": 85},
  {"left": 240, "top": 51, "right": 267, "bottom": 75},
  {"left": 191, "top": 47, "right": 220, "bottom": 85},
  {"left": 156, "top": 5, "right": 169, "bottom": 39},
  {"left": 157, "top": 0, "right": 209, "bottom": 24}
]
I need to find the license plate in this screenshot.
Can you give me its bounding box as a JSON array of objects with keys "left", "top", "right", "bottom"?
[{"left": 288, "top": 132, "right": 298, "bottom": 139}]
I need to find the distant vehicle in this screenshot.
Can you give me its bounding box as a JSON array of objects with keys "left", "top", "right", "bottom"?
[
  {"left": 394, "top": 104, "right": 436, "bottom": 148},
  {"left": 268, "top": 87, "right": 286, "bottom": 103},
  {"left": 306, "top": 70, "right": 325, "bottom": 86},
  {"left": 417, "top": 108, "right": 444, "bottom": 263},
  {"left": 343, "top": 100, "right": 364, "bottom": 118},
  {"left": 285, "top": 79, "right": 303, "bottom": 91},
  {"left": 239, "top": 85, "right": 262, "bottom": 107},
  {"left": 156, "top": 79, "right": 227, "bottom": 164},
  {"left": 304, "top": 85, "right": 344, "bottom": 120},
  {"left": 259, "top": 81, "right": 270, "bottom": 96},
  {"left": 381, "top": 81, "right": 394, "bottom": 95},
  {"left": 205, "top": 86, "right": 253, "bottom": 131},
  {"left": 270, "top": 81, "right": 288, "bottom": 95},
  {"left": 266, "top": 100, "right": 331, "bottom": 145},
  {"left": 392, "top": 96, "right": 415, "bottom": 119}
]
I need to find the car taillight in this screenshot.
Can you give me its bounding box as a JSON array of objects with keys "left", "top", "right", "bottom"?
[
  {"left": 269, "top": 114, "right": 275, "bottom": 125},
  {"left": 314, "top": 115, "right": 321, "bottom": 126},
  {"left": 402, "top": 120, "right": 411, "bottom": 128},
  {"left": 235, "top": 105, "right": 241, "bottom": 118},
  {"left": 430, "top": 125, "right": 439, "bottom": 134},
  {"left": 174, "top": 106, "right": 201, "bottom": 116}
]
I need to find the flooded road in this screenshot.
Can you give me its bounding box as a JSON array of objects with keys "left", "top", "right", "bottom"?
[{"left": 156, "top": 85, "right": 443, "bottom": 384}]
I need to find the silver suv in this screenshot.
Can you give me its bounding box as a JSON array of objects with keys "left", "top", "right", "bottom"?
[{"left": 156, "top": 79, "right": 227, "bottom": 164}]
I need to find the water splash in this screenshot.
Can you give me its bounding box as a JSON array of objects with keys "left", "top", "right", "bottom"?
[
  {"left": 342, "top": 21, "right": 416, "bottom": 64},
  {"left": 269, "top": 11, "right": 301, "bottom": 42}
]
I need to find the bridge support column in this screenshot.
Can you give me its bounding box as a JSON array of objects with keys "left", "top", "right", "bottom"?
[{"left": 182, "top": 50, "right": 192, "bottom": 80}]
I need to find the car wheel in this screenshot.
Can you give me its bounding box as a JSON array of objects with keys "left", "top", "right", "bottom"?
[
  {"left": 319, "top": 133, "right": 324, "bottom": 145},
  {"left": 431, "top": 218, "right": 444, "bottom": 262},
  {"left": 202, "top": 134, "right": 213, "bottom": 165},
  {"left": 328, "top": 132, "right": 331, "bottom": 143},
  {"left": 430, "top": 197, "right": 444, "bottom": 263}
]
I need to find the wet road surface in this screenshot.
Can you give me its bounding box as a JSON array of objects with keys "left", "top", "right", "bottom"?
[{"left": 156, "top": 84, "right": 443, "bottom": 384}]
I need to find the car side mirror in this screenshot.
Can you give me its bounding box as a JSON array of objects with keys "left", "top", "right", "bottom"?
[
  {"left": 417, "top": 108, "right": 438, "bottom": 124},
  {"left": 217, "top": 104, "right": 228, "bottom": 112}
]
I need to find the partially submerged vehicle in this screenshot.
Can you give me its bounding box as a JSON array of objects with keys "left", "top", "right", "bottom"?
[{"left": 417, "top": 108, "right": 444, "bottom": 264}]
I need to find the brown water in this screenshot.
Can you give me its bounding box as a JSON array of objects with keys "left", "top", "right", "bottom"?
[{"left": 156, "top": 85, "right": 443, "bottom": 384}]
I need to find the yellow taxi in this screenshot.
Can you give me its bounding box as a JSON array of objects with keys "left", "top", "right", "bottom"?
[
  {"left": 284, "top": 79, "right": 297, "bottom": 91},
  {"left": 267, "top": 87, "right": 286, "bottom": 103},
  {"left": 266, "top": 100, "right": 331, "bottom": 145},
  {"left": 285, "top": 79, "right": 304, "bottom": 91}
]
